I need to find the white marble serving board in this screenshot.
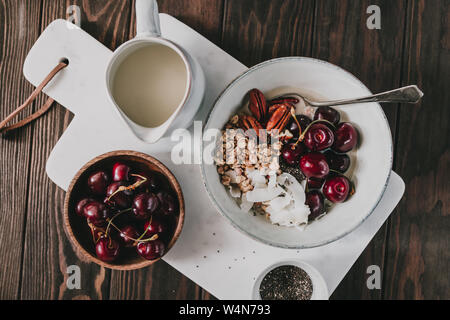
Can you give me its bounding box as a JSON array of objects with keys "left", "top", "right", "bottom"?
[{"left": 23, "top": 16, "right": 404, "bottom": 299}]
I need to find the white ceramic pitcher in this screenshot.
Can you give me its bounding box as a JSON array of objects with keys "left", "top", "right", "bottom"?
[{"left": 106, "top": 0, "right": 205, "bottom": 143}]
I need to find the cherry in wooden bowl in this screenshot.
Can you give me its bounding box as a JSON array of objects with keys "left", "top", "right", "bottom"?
[{"left": 63, "top": 151, "right": 185, "bottom": 270}]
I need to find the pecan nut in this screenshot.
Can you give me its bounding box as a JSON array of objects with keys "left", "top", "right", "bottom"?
[
  {"left": 268, "top": 96, "right": 299, "bottom": 106},
  {"left": 241, "top": 115, "right": 263, "bottom": 132},
  {"left": 248, "top": 88, "right": 268, "bottom": 121},
  {"left": 266, "top": 104, "right": 292, "bottom": 133}
]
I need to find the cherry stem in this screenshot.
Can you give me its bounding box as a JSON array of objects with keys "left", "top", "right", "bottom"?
[
  {"left": 135, "top": 216, "right": 153, "bottom": 243},
  {"left": 106, "top": 174, "right": 148, "bottom": 202},
  {"left": 289, "top": 108, "right": 302, "bottom": 149},
  {"left": 88, "top": 222, "right": 105, "bottom": 243},
  {"left": 105, "top": 208, "right": 132, "bottom": 237},
  {"left": 292, "top": 119, "right": 335, "bottom": 148},
  {"left": 107, "top": 220, "right": 159, "bottom": 245}
]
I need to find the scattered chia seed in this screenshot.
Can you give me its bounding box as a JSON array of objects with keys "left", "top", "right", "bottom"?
[
  {"left": 259, "top": 265, "right": 313, "bottom": 300},
  {"left": 280, "top": 158, "right": 305, "bottom": 183}
]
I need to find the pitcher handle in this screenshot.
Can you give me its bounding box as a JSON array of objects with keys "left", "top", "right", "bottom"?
[{"left": 136, "top": 0, "right": 161, "bottom": 38}]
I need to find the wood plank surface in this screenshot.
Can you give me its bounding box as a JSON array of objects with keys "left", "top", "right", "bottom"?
[
  {"left": 311, "top": 0, "right": 407, "bottom": 299},
  {"left": 19, "top": 0, "right": 133, "bottom": 300},
  {"left": 383, "top": 0, "right": 450, "bottom": 300},
  {"left": 0, "top": 0, "right": 43, "bottom": 299},
  {"left": 221, "top": 0, "right": 315, "bottom": 66}
]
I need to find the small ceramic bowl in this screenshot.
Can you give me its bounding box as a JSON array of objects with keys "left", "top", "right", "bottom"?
[
  {"left": 252, "top": 260, "right": 328, "bottom": 300},
  {"left": 201, "top": 57, "right": 392, "bottom": 248},
  {"left": 63, "top": 150, "right": 185, "bottom": 270}
]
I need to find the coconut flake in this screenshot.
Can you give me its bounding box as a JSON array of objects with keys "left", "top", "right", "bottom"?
[
  {"left": 266, "top": 193, "right": 292, "bottom": 211},
  {"left": 246, "top": 185, "right": 283, "bottom": 202},
  {"left": 279, "top": 173, "right": 306, "bottom": 204},
  {"left": 266, "top": 202, "right": 310, "bottom": 227},
  {"left": 247, "top": 169, "right": 267, "bottom": 187}
]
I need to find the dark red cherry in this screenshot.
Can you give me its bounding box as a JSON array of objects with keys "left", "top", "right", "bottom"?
[
  {"left": 305, "top": 190, "right": 325, "bottom": 221},
  {"left": 156, "top": 192, "right": 178, "bottom": 216},
  {"left": 324, "top": 150, "right": 351, "bottom": 173},
  {"left": 118, "top": 225, "right": 140, "bottom": 247},
  {"left": 133, "top": 172, "right": 160, "bottom": 192},
  {"left": 105, "top": 181, "right": 132, "bottom": 209},
  {"left": 88, "top": 171, "right": 109, "bottom": 196},
  {"left": 288, "top": 115, "right": 311, "bottom": 137},
  {"left": 323, "top": 175, "right": 351, "bottom": 203},
  {"left": 112, "top": 162, "right": 130, "bottom": 182},
  {"left": 83, "top": 201, "right": 112, "bottom": 226},
  {"left": 332, "top": 122, "right": 358, "bottom": 153},
  {"left": 299, "top": 152, "right": 329, "bottom": 179},
  {"left": 136, "top": 240, "right": 165, "bottom": 260},
  {"left": 313, "top": 106, "right": 340, "bottom": 126},
  {"left": 306, "top": 177, "right": 324, "bottom": 190},
  {"left": 75, "top": 198, "right": 95, "bottom": 217},
  {"left": 95, "top": 236, "right": 120, "bottom": 262},
  {"left": 143, "top": 219, "right": 167, "bottom": 238},
  {"left": 303, "top": 123, "right": 335, "bottom": 151},
  {"left": 281, "top": 143, "right": 307, "bottom": 165},
  {"left": 132, "top": 192, "right": 159, "bottom": 220}
]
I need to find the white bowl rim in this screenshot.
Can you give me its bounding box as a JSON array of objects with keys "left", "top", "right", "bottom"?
[{"left": 201, "top": 56, "right": 393, "bottom": 249}]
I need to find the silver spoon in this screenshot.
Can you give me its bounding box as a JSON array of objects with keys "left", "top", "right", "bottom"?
[{"left": 276, "top": 85, "right": 423, "bottom": 107}]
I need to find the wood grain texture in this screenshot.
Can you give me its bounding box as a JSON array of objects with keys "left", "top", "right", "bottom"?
[
  {"left": 19, "top": 0, "right": 133, "bottom": 299},
  {"left": 128, "top": 0, "right": 225, "bottom": 45},
  {"left": 383, "top": 0, "right": 450, "bottom": 299},
  {"left": 0, "top": 0, "right": 43, "bottom": 299},
  {"left": 221, "top": 0, "right": 315, "bottom": 67},
  {"left": 311, "top": 0, "right": 407, "bottom": 300}
]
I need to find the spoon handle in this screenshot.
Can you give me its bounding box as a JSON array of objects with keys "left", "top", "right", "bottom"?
[{"left": 306, "top": 85, "right": 424, "bottom": 107}]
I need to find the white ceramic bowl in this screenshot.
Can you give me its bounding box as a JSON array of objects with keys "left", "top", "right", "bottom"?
[{"left": 201, "top": 57, "right": 392, "bottom": 249}]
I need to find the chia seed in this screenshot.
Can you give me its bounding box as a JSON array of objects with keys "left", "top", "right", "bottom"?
[
  {"left": 259, "top": 265, "right": 313, "bottom": 300},
  {"left": 280, "top": 158, "right": 305, "bottom": 183}
]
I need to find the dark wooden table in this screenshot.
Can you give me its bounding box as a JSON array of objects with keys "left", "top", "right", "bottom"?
[{"left": 0, "top": 0, "right": 448, "bottom": 300}]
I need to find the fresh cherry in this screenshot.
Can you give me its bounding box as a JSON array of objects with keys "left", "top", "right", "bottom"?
[
  {"left": 332, "top": 122, "right": 358, "bottom": 153},
  {"left": 156, "top": 192, "right": 178, "bottom": 216},
  {"left": 133, "top": 172, "right": 160, "bottom": 192},
  {"left": 112, "top": 162, "right": 130, "bottom": 182},
  {"left": 132, "top": 192, "right": 159, "bottom": 220},
  {"left": 118, "top": 225, "right": 140, "bottom": 247},
  {"left": 105, "top": 181, "right": 132, "bottom": 209},
  {"left": 143, "top": 219, "right": 167, "bottom": 238},
  {"left": 323, "top": 175, "right": 351, "bottom": 203},
  {"left": 306, "top": 177, "right": 324, "bottom": 190},
  {"left": 95, "top": 236, "right": 120, "bottom": 262},
  {"left": 75, "top": 198, "right": 95, "bottom": 217},
  {"left": 324, "top": 150, "right": 351, "bottom": 173},
  {"left": 288, "top": 115, "right": 311, "bottom": 137},
  {"left": 299, "top": 152, "right": 330, "bottom": 179},
  {"left": 83, "top": 201, "right": 112, "bottom": 227},
  {"left": 281, "top": 143, "right": 307, "bottom": 165},
  {"left": 305, "top": 190, "right": 325, "bottom": 221},
  {"left": 88, "top": 171, "right": 109, "bottom": 196},
  {"left": 303, "top": 123, "right": 335, "bottom": 151},
  {"left": 313, "top": 106, "right": 340, "bottom": 126},
  {"left": 136, "top": 239, "right": 165, "bottom": 260}
]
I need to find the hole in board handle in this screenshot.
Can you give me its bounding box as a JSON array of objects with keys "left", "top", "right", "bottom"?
[{"left": 59, "top": 57, "right": 69, "bottom": 65}]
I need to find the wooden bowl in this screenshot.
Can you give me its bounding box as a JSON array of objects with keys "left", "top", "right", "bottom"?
[{"left": 63, "top": 150, "right": 185, "bottom": 270}]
